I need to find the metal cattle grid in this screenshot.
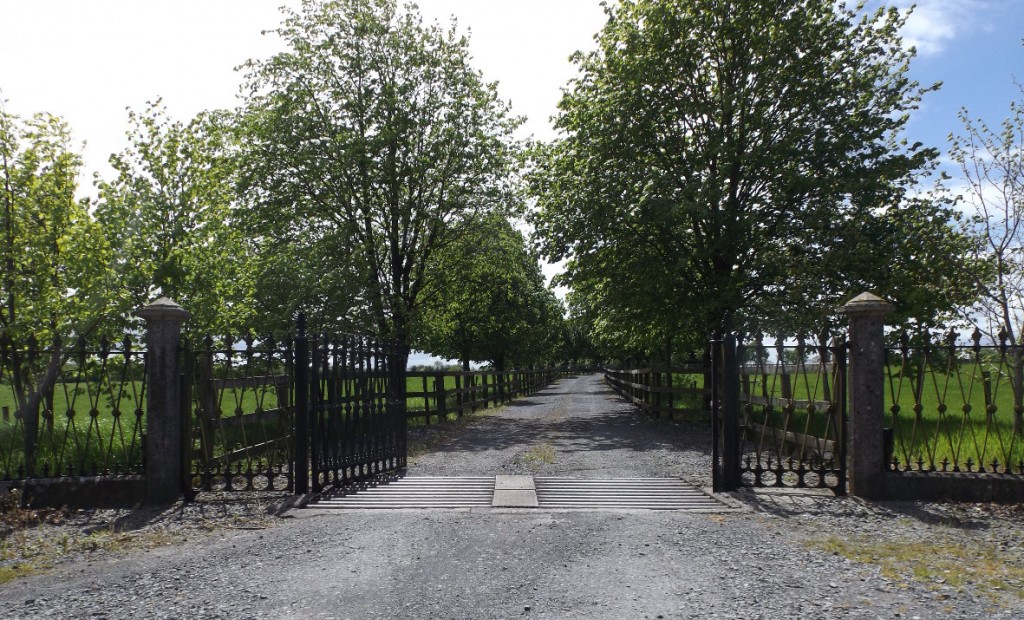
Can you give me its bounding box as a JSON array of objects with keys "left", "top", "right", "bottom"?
[{"left": 308, "top": 476, "right": 728, "bottom": 511}]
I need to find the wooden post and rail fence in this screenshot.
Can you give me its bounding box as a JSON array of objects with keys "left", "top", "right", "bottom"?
[{"left": 404, "top": 368, "right": 567, "bottom": 424}]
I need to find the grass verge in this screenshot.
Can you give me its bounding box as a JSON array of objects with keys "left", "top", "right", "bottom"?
[
  {"left": 808, "top": 533, "right": 1024, "bottom": 603},
  {"left": 0, "top": 489, "right": 282, "bottom": 585}
]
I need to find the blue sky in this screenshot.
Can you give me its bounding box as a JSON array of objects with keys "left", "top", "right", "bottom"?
[{"left": 895, "top": 0, "right": 1024, "bottom": 175}]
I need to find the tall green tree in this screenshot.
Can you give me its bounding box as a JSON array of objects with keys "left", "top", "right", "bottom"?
[
  {"left": 1, "top": 104, "right": 110, "bottom": 343},
  {"left": 530, "top": 0, "right": 973, "bottom": 352},
  {"left": 95, "top": 100, "right": 254, "bottom": 336},
  {"left": 238, "top": 0, "right": 522, "bottom": 361},
  {"left": 417, "top": 214, "right": 562, "bottom": 370},
  {"left": 1, "top": 103, "right": 111, "bottom": 468}
]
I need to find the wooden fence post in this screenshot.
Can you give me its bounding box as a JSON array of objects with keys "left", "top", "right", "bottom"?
[
  {"left": 436, "top": 373, "right": 448, "bottom": 420},
  {"left": 138, "top": 298, "right": 190, "bottom": 504},
  {"left": 455, "top": 373, "right": 464, "bottom": 417},
  {"left": 840, "top": 292, "right": 893, "bottom": 499}
]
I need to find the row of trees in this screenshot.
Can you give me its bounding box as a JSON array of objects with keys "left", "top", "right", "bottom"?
[
  {"left": 529, "top": 0, "right": 1019, "bottom": 364},
  {"left": 6, "top": 0, "right": 1021, "bottom": 372},
  {"left": 2, "top": 0, "right": 567, "bottom": 370}
]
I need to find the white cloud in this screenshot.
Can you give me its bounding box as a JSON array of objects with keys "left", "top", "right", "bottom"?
[{"left": 893, "top": 0, "right": 984, "bottom": 56}]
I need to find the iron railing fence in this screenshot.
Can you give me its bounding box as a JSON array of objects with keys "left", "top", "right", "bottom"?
[
  {"left": 0, "top": 332, "right": 147, "bottom": 481},
  {"left": 885, "top": 330, "right": 1024, "bottom": 476},
  {"left": 607, "top": 334, "right": 846, "bottom": 493},
  {"left": 733, "top": 333, "right": 847, "bottom": 493},
  {"left": 187, "top": 334, "right": 295, "bottom": 493}
]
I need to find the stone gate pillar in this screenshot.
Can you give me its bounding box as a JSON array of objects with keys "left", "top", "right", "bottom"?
[
  {"left": 840, "top": 292, "right": 893, "bottom": 499},
  {"left": 139, "top": 297, "right": 190, "bottom": 503}
]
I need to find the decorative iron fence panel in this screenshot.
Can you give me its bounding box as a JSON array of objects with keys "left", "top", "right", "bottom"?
[
  {"left": 713, "top": 333, "right": 847, "bottom": 494},
  {"left": 885, "top": 330, "right": 1024, "bottom": 476},
  {"left": 187, "top": 335, "right": 295, "bottom": 493},
  {"left": 0, "top": 333, "right": 146, "bottom": 481}
]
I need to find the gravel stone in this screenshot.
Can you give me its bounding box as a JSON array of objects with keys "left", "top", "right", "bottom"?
[{"left": 1, "top": 373, "right": 1021, "bottom": 619}]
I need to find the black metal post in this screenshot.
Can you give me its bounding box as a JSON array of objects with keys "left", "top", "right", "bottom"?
[
  {"left": 711, "top": 333, "right": 722, "bottom": 492},
  {"left": 310, "top": 334, "right": 324, "bottom": 493},
  {"left": 294, "top": 314, "right": 310, "bottom": 495},
  {"left": 722, "top": 333, "right": 741, "bottom": 491},
  {"left": 835, "top": 338, "right": 848, "bottom": 496}
]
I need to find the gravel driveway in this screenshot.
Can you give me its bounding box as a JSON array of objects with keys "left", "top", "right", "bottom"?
[
  {"left": 2, "top": 374, "right": 1022, "bottom": 619},
  {"left": 408, "top": 373, "right": 711, "bottom": 481}
]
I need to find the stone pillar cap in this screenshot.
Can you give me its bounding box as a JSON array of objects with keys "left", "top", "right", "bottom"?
[
  {"left": 840, "top": 292, "right": 894, "bottom": 316},
  {"left": 137, "top": 297, "right": 191, "bottom": 323}
]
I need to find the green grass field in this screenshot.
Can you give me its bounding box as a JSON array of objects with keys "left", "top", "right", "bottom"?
[
  {"left": 0, "top": 377, "right": 146, "bottom": 478},
  {"left": 884, "top": 355, "right": 1024, "bottom": 473},
  {"left": 734, "top": 358, "right": 1024, "bottom": 472}
]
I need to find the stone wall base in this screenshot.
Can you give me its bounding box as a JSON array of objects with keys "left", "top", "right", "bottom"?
[
  {"left": 879, "top": 472, "right": 1024, "bottom": 504},
  {"left": 2, "top": 476, "right": 146, "bottom": 508}
]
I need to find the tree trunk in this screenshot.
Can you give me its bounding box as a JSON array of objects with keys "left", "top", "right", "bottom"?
[{"left": 1013, "top": 347, "right": 1024, "bottom": 436}]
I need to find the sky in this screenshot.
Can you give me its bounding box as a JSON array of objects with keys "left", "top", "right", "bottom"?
[
  {"left": 0, "top": 0, "right": 607, "bottom": 183},
  {"left": 1, "top": 0, "right": 1022, "bottom": 362},
  {"left": 1, "top": 0, "right": 1021, "bottom": 191}
]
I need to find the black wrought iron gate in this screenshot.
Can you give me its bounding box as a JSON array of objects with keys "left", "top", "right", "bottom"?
[
  {"left": 293, "top": 317, "right": 407, "bottom": 494},
  {"left": 712, "top": 333, "right": 847, "bottom": 495}
]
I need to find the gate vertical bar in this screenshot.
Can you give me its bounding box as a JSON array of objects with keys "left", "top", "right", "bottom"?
[
  {"left": 711, "top": 333, "right": 723, "bottom": 492},
  {"left": 835, "top": 337, "right": 849, "bottom": 496},
  {"left": 722, "top": 333, "right": 741, "bottom": 490},
  {"left": 293, "top": 314, "right": 310, "bottom": 495},
  {"left": 310, "top": 334, "right": 324, "bottom": 493},
  {"left": 179, "top": 341, "right": 194, "bottom": 498}
]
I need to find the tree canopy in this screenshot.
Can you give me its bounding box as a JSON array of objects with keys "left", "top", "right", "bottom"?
[
  {"left": 530, "top": 0, "right": 975, "bottom": 358},
  {"left": 95, "top": 101, "right": 253, "bottom": 336},
  {"left": 238, "top": 0, "right": 523, "bottom": 359},
  {"left": 1, "top": 103, "right": 110, "bottom": 343},
  {"left": 417, "top": 213, "right": 562, "bottom": 370},
  {"left": 950, "top": 79, "right": 1024, "bottom": 343}
]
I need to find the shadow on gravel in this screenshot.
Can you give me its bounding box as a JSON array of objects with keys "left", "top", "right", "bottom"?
[
  {"left": 740, "top": 489, "right": 1015, "bottom": 533},
  {"left": 77, "top": 494, "right": 292, "bottom": 535},
  {"left": 503, "top": 399, "right": 541, "bottom": 407},
  {"left": 878, "top": 502, "right": 999, "bottom": 530},
  {"left": 430, "top": 406, "right": 711, "bottom": 455}
]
